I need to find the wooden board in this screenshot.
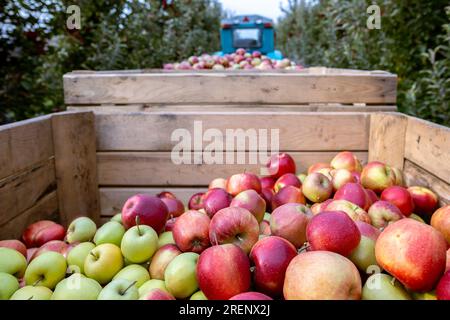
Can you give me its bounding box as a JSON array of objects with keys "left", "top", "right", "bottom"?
[
  {"left": 403, "top": 160, "right": 450, "bottom": 206},
  {"left": 97, "top": 151, "right": 368, "bottom": 186},
  {"left": 368, "top": 113, "right": 408, "bottom": 169},
  {"left": 0, "top": 159, "right": 56, "bottom": 227},
  {"left": 405, "top": 117, "right": 450, "bottom": 183},
  {"left": 0, "top": 191, "right": 59, "bottom": 240},
  {"left": 0, "top": 115, "right": 53, "bottom": 180},
  {"left": 100, "top": 187, "right": 208, "bottom": 216},
  {"left": 52, "top": 111, "right": 101, "bottom": 225},
  {"left": 64, "top": 71, "right": 397, "bottom": 105},
  {"left": 95, "top": 112, "right": 370, "bottom": 151}
]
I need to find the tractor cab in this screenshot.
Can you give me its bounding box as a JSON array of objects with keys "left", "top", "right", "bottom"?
[{"left": 216, "top": 15, "right": 283, "bottom": 60}]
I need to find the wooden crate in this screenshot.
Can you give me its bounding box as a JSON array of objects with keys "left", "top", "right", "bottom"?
[
  {"left": 64, "top": 68, "right": 397, "bottom": 113},
  {"left": 0, "top": 110, "right": 448, "bottom": 239}
]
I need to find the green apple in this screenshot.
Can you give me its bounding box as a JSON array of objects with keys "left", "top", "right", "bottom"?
[
  {"left": 84, "top": 243, "right": 123, "bottom": 284},
  {"left": 0, "top": 272, "right": 19, "bottom": 299},
  {"left": 113, "top": 264, "right": 150, "bottom": 287},
  {"left": 24, "top": 251, "right": 67, "bottom": 289},
  {"left": 138, "top": 279, "right": 168, "bottom": 298},
  {"left": 67, "top": 242, "right": 95, "bottom": 274},
  {"left": 98, "top": 278, "right": 139, "bottom": 300},
  {"left": 165, "top": 252, "right": 199, "bottom": 299},
  {"left": 94, "top": 221, "right": 125, "bottom": 246},
  {"left": 362, "top": 273, "right": 411, "bottom": 300},
  {"left": 0, "top": 247, "right": 27, "bottom": 277},
  {"left": 66, "top": 217, "right": 97, "bottom": 244},
  {"left": 51, "top": 273, "right": 102, "bottom": 300},
  {"left": 349, "top": 236, "right": 379, "bottom": 273},
  {"left": 190, "top": 290, "right": 208, "bottom": 300},
  {"left": 158, "top": 231, "right": 175, "bottom": 248},
  {"left": 111, "top": 213, "right": 123, "bottom": 224},
  {"left": 121, "top": 225, "right": 158, "bottom": 263},
  {"left": 10, "top": 286, "right": 53, "bottom": 300}
]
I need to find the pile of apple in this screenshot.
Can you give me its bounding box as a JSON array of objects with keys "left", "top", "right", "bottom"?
[
  {"left": 0, "top": 152, "right": 449, "bottom": 300},
  {"left": 163, "top": 48, "right": 302, "bottom": 71}
]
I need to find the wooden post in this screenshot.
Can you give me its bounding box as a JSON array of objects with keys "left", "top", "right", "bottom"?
[{"left": 51, "top": 111, "right": 100, "bottom": 225}]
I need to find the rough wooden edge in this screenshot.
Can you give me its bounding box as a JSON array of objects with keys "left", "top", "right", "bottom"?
[
  {"left": 51, "top": 111, "right": 100, "bottom": 225},
  {"left": 368, "top": 112, "right": 408, "bottom": 169}
]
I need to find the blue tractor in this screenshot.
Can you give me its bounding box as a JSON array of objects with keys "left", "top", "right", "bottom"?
[{"left": 216, "top": 15, "right": 284, "bottom": 60}]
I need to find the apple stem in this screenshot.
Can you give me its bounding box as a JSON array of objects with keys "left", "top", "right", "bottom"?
[
  {"left": 90, "top": 251, "right": 98, "bottom": 260},
  {"left": 298, "top": 242, "right": 310, "bottom": 253},
  {"left": 27, "top": 296, "right": 34, "bottom": 300},
  {"left": 32, "top": 277, "right": 42, "bottom": 286},
  {"left": 135, "top": 216, "right": 141, "bottom": 236},
  {"left": 121, "top": 280, "right": 137, "bottom": 295}
]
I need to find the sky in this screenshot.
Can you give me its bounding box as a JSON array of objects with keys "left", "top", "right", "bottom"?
[{"left": 219, "top": 0, "right": 290, "bottom": 22}]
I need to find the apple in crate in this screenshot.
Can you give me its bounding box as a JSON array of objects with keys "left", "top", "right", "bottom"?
[
  {"left": 368, "top": 200, "right": 403, "bottom": 228},
  {"left": 330, "top": 151, "right": 362, "bottom": 172},
  {"left": 0, "top": 273, "right": 19, "bottom": 300},
  {"left": 308, "top": 163, "right": 331, "bottom": 174},
  {"left": 30, "top": 240, "right": 70, "bottom": 261},
  {"left": 349, "top": 222, "right": 381, "bottom": 274},
  {"left": 270, "top": 203, "right": 310, "bottom": 248},
  {"left": 22, "top": 220, "right": 65, "bottom": 248},
  {"left": 84, "top": 243, "right": 124, "bottom": 285},
  {"left": 272, "top": 185, "right": 306, "bottom": 210},
  {"left": 0, "top": 240, "right": 27, "bottom": 257},
  {"left": 302, "top": 172, "right": 333, "bottom": 203},
  {"left": 165, "top": 252, "right": 199, "bottom": 299},
  {"left": 436, "top": 271, "right": 450, "bottom": 300},
  {"left": 334, "top": 182, "right": 370, "bottom": 210},
  {"left": 380, "top": 186, "right": 414, "bottom": 216},
  {"left": 203, "top": 188, "right": 232, "bottom": 218},
  {"left": 209, "top": 178, "right": 227, "bottom": 190},
  {"left": 0, "top": 247, "right": 27, "bottom": 278},
  {"left": 431, "top": 205, "right": 450, "bottom": 245},
  {"left": 157, "top": 191, "right": 176, "bottom": 199},
  {"left": 24, "top": 251, "right": 67, "bottom": 289},
  {"left": 361, "top": 161, "right": 396, "bottom": 193},
  {"left": 121, "top": 224, "right": 158, "bottom": 264},
  {"left": 407, "top": 186, "right": 438, "bottom": 216},
  {"left": 266, "top": 153, "right": 296, "bottom": 179},
  {"left": 325, "top": 199, "right": 371, "bottom": 224},
  {"left": 173, "top": 210, "right": 210, "bottom": 253},
  {"left": 230, "top": 189, "right": 266, "bottom": 223},
  {"left": 10, "top": 285, "right": 53, "bottom": 300},
  {"left": 260, "top": 176, "right": 276, "bottom": 189},
  {"left": 160, "top": 197, "right": 185, "bottom": 218},
  {"left": 227, "top": 172, "right": 261, "bottom": 196},
  {"left": 188, "top": 192, "right": 205, "bottom": 210},
  {"left": 362, "top": 273, "right": 411, "bottom": 300},
  {"left": 274, "top": 173, "right": 301, "bottom": 193},
  {"left": 331, "top": 168, "right": 357, "bottom": 191},
  {"left": 122, "top": 194, "right": 169, "bottom": 233},
  {"left": 149, "top": 244, "right": 181, "bottom": 280},
  {"left": 52, "top": 274, "right": 102, "bottom": 300},
  {"left": 66, "top": 217, "right": 97, "bottom": 244},
  {"left": 98, "top": 278, "right": 139, "bottom": 300},
  {"left": 197, "top": 244, "right": 251, "bottom": 300}
]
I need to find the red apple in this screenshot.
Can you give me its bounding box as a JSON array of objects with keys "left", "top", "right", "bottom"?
[
  {"left": 156, "top": 191, "right": 176, "bottom": 200},
  {"left": 26, "top": 248, "right": 38, "bottom": 263},
  {"left": 270, "top": 203, "right": 310, "bottom": 248},
  {"left": 30, "top": 240, "right": 70, "bottom": 261},
  {"left": 310, "top": 199, "right": 333, "bottom": 215},
  {"left": 271, "top": 186, "right": 306, "bottom": 210},
  {"left": 325, "top": 200, "right": 371, "bottom": 224},
  {"left": 149, "top": 244, "right": 182, "bottom": 280},
  {"left": 260, "top": 177, "right": 275, "bottom": 190},
  {"left": 266, "top": 153, "right": 296, "bottom": 179},
  {"left": 161, "top": 197, "right": 185, "bottom": 218},
  {"left": 173, "top": 210, "right": 210, "bottom": 253},
  {"left": 367, "top": 200, "right": 404, "bottom": 228},
  {"left": 330, "top": 151, "right": 362, "bottom": 173},
  {"left": 284, "top": 251, "right": 361, "bottom": 300},
  {"left": 227, "top": 173, "right": 261, "bottom": 196},
  {"left": 334, "top": 182, "right": 370, "bottom": 210},
  {"left": 260, "top": 188, "right": 274, "bottom": 212},
  {"left": 122, "top": 194, "right": 169, "bottom": 233},
  {"left": 365, "top": 189, "right": 378, "bottom": 206},
  {"left": 197, "top": 244, "right": 251, "bottom": 300},
  {"left": 250, "top": 236, "right": 297, "bottom": 296},
  {"left": 229, "top": 292, "right": 273, "bottom": 300},
  {"left": 355, "top": 221, "right": 380, "bottom": 241},
  {"left": 203, "top": 188, "right": 232, "bottom": 218},
  {"left": 307, "top": 163, "right": 332, "bottom": 174},
  {"left": 331, "top": 168, "right": 357, "bottom": 192},
  {"left": 361, "top": 161, "right": 396, "bottom": 193},
  {"left": 230, "top": 189, "right": 266, "bottom": 223},
  {"left": 375, "top": 218, "right": 447, "bottom": 292},
  {"left": 274, "top": 173, "right": 301, "bottom": 193},
  {"left": 164, "top": 217, "right": 176, "bottom": 232},
  {"left": 142, "top": 288, "right": 176, "bottom": 300},
  {"left": 431, "top": 205, "right": 450, "bottom": 245},
  {"left": 436, "top": 271, "right": 450, "bottom": 300},
  {"left": 302, "top": 173, "right": 332, "bottom": 203},
  {"left": 188, "top": 192, "right": 204, "bottom": 210},
  {"left": 22, "top": 220, "right": 65, "bottom": 248},
  {"left": 381, "top": 186, "right": 414, "bottom": 217},
  {"left": 209, "top": 207, "right": 259, "bottom": 254},
  {"left": 408, "top": 186, "right": 438, "bottom": 217},
  {"left": 209, "top": 178, "right": 228, "bottom": 190},
  {"left": 0, "top": 240, "right": 27, "bottom": 257},
  {"left": 307, "top": 211, "right": 361, "bottom": 256},
  {"left": 259, "top": 220, "right": 271, "bottom": 236},
  {"left": 352, "top": 171, "right": 361, "bottom": 184}
]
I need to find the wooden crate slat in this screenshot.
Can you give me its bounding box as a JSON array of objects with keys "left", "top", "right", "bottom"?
[
  {"left": 52, "top": 111, "right": 101, "bottom": 225},
  {"left": 403, "top": 160, "right": 450, "bottom": 206},
  {"left": 0, "top": 159, "right": 56, "bottom": 226},
  {"left": 405, "top": 117, "right": 450, "bottom": 183},
  {"left": 0, "top": 115, "right": 54, "bottom": 180},
  {"left": 95, "top": 112, "right": 370, "bottom": 151},
  {"left": 97, "top": 151, "right": 368, "bottom": 186},
  {"left": 64, "top": 72, "right": 397, "bottom": 105},
  {"left": 368, "top": 113, "right": 408, "bottom": 169}
]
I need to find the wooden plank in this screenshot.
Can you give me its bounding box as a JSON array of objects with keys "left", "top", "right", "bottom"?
[
  {"left": 405, "top": 117, "right": 450, "bottom": 182},
  {"left": 52, "top": 111, "right": 100, "bottom": 225},
  {"left": 403, "top": 160, "right": 450, "bottom": 206},
  {"left": 0, "top": 191, "right": 59, "bottom": 240},
  {"left": 100, "top": 187, "right": 208, "bottom": 216},
  {"left": 64, "top": 72, "right": 397, "bottom": 105},
  {"left": 0, "top": 159, "right": 56, "bottom": 227},
  {"left": 95, "top": 112, "right": 370, "bottom": 151},
  {"left": 97, "top": 151, "right": 368, "bottom": 186},
  {"left": 0, "top": 115, "right": 54, "bottom": 180},
  {"left": 368, "top": 113, "right": 408, "bottom": 169}
]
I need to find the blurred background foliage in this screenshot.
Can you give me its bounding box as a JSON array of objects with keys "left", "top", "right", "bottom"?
[{"left": 1, "top": 0, "right": 449, "bottom": 126}]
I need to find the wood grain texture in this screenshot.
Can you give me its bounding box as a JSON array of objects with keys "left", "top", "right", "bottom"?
[
  {"left": 0, "top": 191, "right": 59, "bottom": 240},
  {"left": 0, "top": 159, "right": 56, "bottom": 227},
  {"left": 0, "top": 115, "right": 54, "bottom": 180},
  {"left": 52, "top": 111, "right": 100, "bottom": 225},
  {"left": 368, "top": 112, "right": 408, "bottom": 169},
  {"left": 97, "top": 151, "right": 368, "bottom": 186},
  {"left": 403, "top": 160, "right": 450, "bottom": 206},
  {"left": 404, "top": 117, "right": 450, "bottom": 183},
  {"left": 95, "top": 112, "right": 370, "bottom": 151},
  {"left": 64, "top": 71, "right": 397, "bottom": 105},
  {"left": 100, "top": 187, "right": 208, "bottom": 216}
]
